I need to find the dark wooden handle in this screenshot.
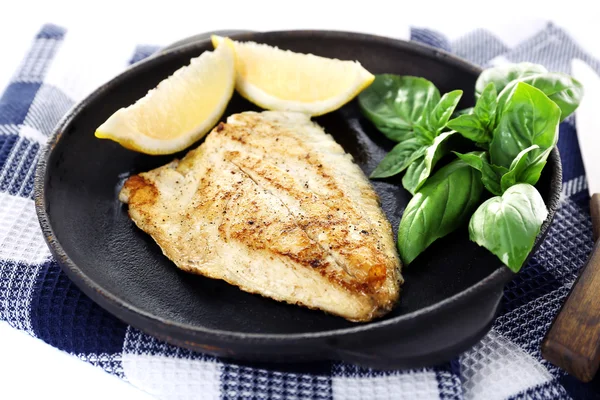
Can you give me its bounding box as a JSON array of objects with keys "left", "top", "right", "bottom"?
[
  {"left": 541, "top": 193, "right": 600, "bottom": 382},
  {"left": 591, "top": 193, "right": 600, "bottom": 242}
]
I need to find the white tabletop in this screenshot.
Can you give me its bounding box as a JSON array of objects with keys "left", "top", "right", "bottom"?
[{"left": 0, "top": 0, "right": 598, "bottom": 398}]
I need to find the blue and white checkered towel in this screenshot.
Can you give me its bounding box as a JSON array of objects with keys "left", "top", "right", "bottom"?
[{"left": 1, "top": 22, "right": 599, "bottom": 399}]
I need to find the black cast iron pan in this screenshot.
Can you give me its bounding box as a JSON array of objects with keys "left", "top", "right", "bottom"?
[{"left": 34, "top": 30, "right": 562, "bottom": 369}]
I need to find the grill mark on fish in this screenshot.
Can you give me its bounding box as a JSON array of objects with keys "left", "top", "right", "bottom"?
[
  {"left": 226, "top": 154, "right": 387, "bottom": 289},
  {"left": 227, "top": 160, "right": 347, "bottom": 276},
  {"left": 220, "top": 136, "right": 382, "bottom": 255}
]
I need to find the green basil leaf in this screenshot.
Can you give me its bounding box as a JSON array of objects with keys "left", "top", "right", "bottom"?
[
  {"left": 453, "top": 107, "right": 474, "bottom": 117},
  {"left": 415, "top": 90, "right": 463, "bottom": 145},
  {"left": 398, "top": 156, "right": 484, "bottom": 265},
  {"left": 475, "top": 62, "right": 548, "bottom": 97},
  {"left": 497, "top": 72, "right": 584, "bottom": 122},
  {"left": 500, "top": 145, "right": 540, "bottom": 192},
  {"left": 402, "top": 131, "right": 455, "bottom": 194},
  {"left": 453, "top": 151, "right": 507, "bottom": 196},
  {"left": 446, "top": 114, "right": 489, "bottom": 144},
  {"left": 370, "top": 138, "right": 427, "bottom": 178},
  {"left": 469, "top": 183, "right": 548, "bottom": 272},
  {"left": 519, "top": 147, "right": 553, "bottom": 187},
  {"left": 490, "top": 82, "right": 561, "bottom": 168},
  {"left": 413, "top": 122, "right": 435, "bottom": 145},
  {"left": 428, "top": 90, "right": 463, "bottom": 133},
  {"left": 474, "top": 83, "right": 497, "bottom": 128},
  {"left": 403, "top": 156, "right": 426, "bottom": 193},
  {"left": 447, "top": 84, "right": 496, "bottom": 145},
  {"left": 358, "top": 74, "right": 440, "bottom": 142}
]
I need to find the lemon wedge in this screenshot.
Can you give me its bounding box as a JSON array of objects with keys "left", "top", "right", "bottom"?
[
  {"left": 212, "top": 36, "right": 374, "bottom": 116},
  {"left": 95, "top": 38, "right": 236, "bottom": 155}
]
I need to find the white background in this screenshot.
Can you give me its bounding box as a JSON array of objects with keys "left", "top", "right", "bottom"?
[{"left": 0, "top": 1, "right": 598, "bottom": 398}]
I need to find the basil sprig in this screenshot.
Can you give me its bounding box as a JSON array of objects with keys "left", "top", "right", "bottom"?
[{"left": 358, "top": 62, "right": 583, "bottom": 272}]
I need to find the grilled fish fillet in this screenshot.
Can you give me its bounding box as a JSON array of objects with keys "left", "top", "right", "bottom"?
[{"left": 119, "top": 111, "right": 403, "bottom": 322}]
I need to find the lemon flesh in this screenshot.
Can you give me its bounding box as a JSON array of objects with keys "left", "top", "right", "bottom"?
[
  {"left": 95, "top": 39, "right": 236, "bottom": 155},
  {"left": 212, "top": 36, "right": 374, "bottom": 116}
]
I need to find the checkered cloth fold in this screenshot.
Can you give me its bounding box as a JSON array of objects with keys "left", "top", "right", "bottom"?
[{"left": 1, "top": 22, "right": 599, "bottom": 400}]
